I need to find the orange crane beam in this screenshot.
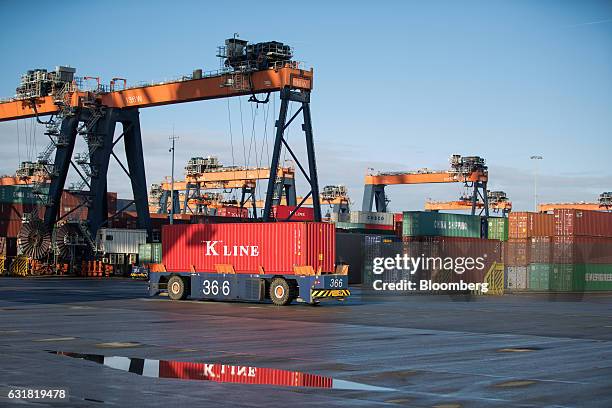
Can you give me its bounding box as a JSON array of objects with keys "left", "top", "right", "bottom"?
[
  {"left": 425, "top": 200, "right": 512, "bottom": 211},
  {"left": 0, "top": 175, "right": 50, "bottom": 186},
  {"left": 538, "top": 203, "right": 611, "bottom": 212},
  {"left": 184, "top": 167, "right": 294, "bottom": 184},
  {"left": 160, "top": 180, "right": 256, "bottom": 191},
  {"left": 365, "top": 171, "right": 488, "bottom": 185},
  {"left": 0, "top": 66, "right": 313, "bottom": 122},
  {"left": 157, "top": 167, "right": 293, "bottom": 191}
]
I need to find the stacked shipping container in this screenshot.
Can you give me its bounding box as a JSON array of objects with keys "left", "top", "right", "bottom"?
[
  {"left": 358, "top": 212, "right": 502, "bottom": 290},
  {"left": 504, "top": 210, "right": 612, "bottom": 292},
  {"left": 504, "top": 212, "right": 554, "bottom": 290}
]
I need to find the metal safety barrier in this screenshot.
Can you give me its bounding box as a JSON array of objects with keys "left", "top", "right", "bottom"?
[
  {"left": 10, "top": 256, "right": 30, "bottom": 277},
  {"left": 476, "top": 262, "right": 505, "bottom": 295}
]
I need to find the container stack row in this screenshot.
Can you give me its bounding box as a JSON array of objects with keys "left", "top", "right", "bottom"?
[{"left": 504, "top": 209, "right": 612, "bottom": 292}]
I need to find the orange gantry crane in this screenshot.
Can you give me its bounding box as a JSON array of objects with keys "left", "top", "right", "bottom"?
[
  {"left": 538, "top": 192, "right": 612, "bottom": 212},
  {"left": 424, "top": 191, "right": 512, "bottom": 216},
  {"left": 150, "top": 157, "right": 296, "bottom": 216},
  {"left": 0, "top": 38, "right": 319, "bottom": 259},
  {"left": 363, "top": 155, "right": 491, "bottom": 216},
  {"left": 0, "top": 161, "right": 50, "bottom": 186}
]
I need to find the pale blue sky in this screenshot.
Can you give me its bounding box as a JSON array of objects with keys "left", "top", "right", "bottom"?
[{"left": 0, "top": 0, "right": 610, "bottom": 212}]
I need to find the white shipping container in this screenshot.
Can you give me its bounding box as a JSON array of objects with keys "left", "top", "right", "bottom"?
[
  {"left": 330, "top": 212, "right": 350, "bottom": 223},
  {"left": 97, "top": 228, "right": 147, "bottom": 255},
  {"left": 349, "top": 211, "right": 394, "bottom": 226},
  {"left": 506, "top": 266, "right": 527, "bottom": 290}
]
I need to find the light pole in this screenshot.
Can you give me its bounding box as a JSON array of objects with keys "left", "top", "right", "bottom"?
[
  {"left": 169, "top": 129, "right": 179, "bottom": 224},
  {"left": 530, "top": 155, "right": 543, "bottom": 212}
]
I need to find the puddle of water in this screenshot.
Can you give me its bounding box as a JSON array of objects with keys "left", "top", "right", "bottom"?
[
  {"left": 49, "top": 351, "right": 394, "bottom": 391},
  {"left": 34, "top": 337, "right": 76, "bottom": 342},
  {"left": 494, "top": 380, "right": 537, "bottom": 388},
  {"left": 95, "top": 342, "right": 141, "bottom": 348},
  {"left": 497, "top": 347, "right": 541, "bottom": 353}
]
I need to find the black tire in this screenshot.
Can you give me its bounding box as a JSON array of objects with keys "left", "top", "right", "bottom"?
[
  {"left": 269, "top": 278, "right": 292, "bottom": 306},
  {"left": 168, "top": 276, "right": 187, "bottom": 300}
]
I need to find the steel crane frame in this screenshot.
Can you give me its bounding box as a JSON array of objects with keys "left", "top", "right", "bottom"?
[
  {"left": 0, "top": 64, "right": 317, "bottom": 243},
  {"left": 362, "top": 170, "right": 490, "bottom": 216}
]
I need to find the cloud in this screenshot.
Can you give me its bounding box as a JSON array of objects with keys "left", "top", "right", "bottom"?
[{"left": 1, "top": 118, "right": 610, "bottom": 213}]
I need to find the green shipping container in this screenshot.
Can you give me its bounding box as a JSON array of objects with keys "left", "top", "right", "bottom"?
[
  {"left": 487, "top": 217, "right": 508, "bottom": 241},
  {"left": 138, "top": 243, "right": 152, "bottom": 264},
  {"left": 558, "top": 264, "right": 612, "bottom": 291},
  {"left": 335, "top": 222, "right": 395, "bottom": 235},
  {"left": 0, "top": 185, "right": 46, "bottom": 204},
  {"left": 151, "top": 243, "right": 162, "bottom": 263},
  {"left": 402, "top": 211, "right": 481, "bottom": 238},
  {"left": 551, "top": 264, "right": 586, "bottom": 292},
  {"left": 139, "top": 243, "right": 162, "bottom": 264},
  {"left": 528, "top": 263, "right": 551, "bottom": 290}
]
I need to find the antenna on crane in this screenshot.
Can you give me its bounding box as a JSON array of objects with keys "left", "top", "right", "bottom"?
[{"left": 169, "top": 127, "right": 179, "bottom": 225}]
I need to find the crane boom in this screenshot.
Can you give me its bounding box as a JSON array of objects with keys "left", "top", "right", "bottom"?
[
  {"left": 365, "top": 171, "right": 487, "bottom": 185},
  {"left": 0, "top": 66, "right": 313, "bottom": 122}
]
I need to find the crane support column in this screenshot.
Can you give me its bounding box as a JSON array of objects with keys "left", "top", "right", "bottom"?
[
  {"left": 302, "top": 96, "right": 321, "bottom": 221},
  {"left": 86, "top": 108, "right": 117, "bottom": 235},
  {"left": 43, "top": 115, "right": 79, "bottom": 227},
  {"left": 263, "top": 88, "right": 321, "bottom": 221},
  {"left": 362, "top": 184, "right": 387, "bottom": 212},
  {"left": 470, "top": 181, "right": 489, "bottom": 217},
  {"left": 121, "top": 108, "right": 151, "bottom": 237},
  {"left": 283, "top": 177, "right": 297, "bottom": 206}
]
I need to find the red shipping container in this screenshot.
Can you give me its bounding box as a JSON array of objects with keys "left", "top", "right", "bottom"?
[
  {"left": 554, "top": 209, "right": 612, "bottom": 238},
  {"left": 400, "top": 236, "right": 501, "bottom": 284},
  {"left": 508, "top": 212, "right": 554, "bottom": 239},
  {"left": 394, "top": 213, "right": 403, "bottom": 222},
  {"left": 272, "top": 205, "right": 314, "bottom": 221},
  {"left": 0, "top": 203, "right": 44, "bottom": 220},
  {"left": 552, "top": 236, "right": 612, "bottom": 264},
  {"left": 158, "top": 360, "right": 332, "bottom": 388},
  {"left": 504, "top": 239, "right": 529, "bottom": 266},
  {"left": 216, "top": 206, "right": 248, "bottom": 218},
  {"left": 363, "top": 223, "right": 395, "bottom": 231},
  {"left": 107, "top": 192, "right": 118, "bottom": 214},
  {"left": 529, "top": 236, "right": 552, "bottom": 263},
  {"left": 0, "top": 219, "right": 24, "bottom": 238},
  {"left": 162, "top": 222, "right": 335, "bottom": 274}
]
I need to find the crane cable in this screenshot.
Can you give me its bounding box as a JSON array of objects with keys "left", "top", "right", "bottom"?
[
  {"left": 226, "top": 98, "right": 236, "bottom": 168},
  {"left": 239, "top": 98, "right": 247, "bottom": 168},
  {"left": 16, "top": 120, "right": 21, "bottom": 166},
  {"left": 247, "top": 102, "right": 259, "bottom": 170},
  {"left": 256, "top": 96, "right": 272, "bottom": 201}
]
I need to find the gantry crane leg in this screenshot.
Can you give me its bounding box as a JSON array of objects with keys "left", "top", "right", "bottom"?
[
  {"left": 240, "top": 185, "right": 257, "bottom": 218},
  {"left": 43, "top": 115, "right": 79, "bottom": 227},
  {"left": 283, "top": 177, "right": 297, "bottom": 206},
  {"left": 86, "top": 107, "right": 151, "bottom": 238},
  {"left": 262, "top": 88, "right": 321, "bottom": 221},
  {"left": 470, "top": 181, "right": 489, "bottom": 217},
  {"left": 362, "top": 184, "right": 387, "bottom": 212},
  {"left": 158, "top": 190, "right": 169, "bottom": 214}
]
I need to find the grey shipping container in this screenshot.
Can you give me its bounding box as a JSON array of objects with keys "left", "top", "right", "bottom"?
[
  {"left": 97, "top": 228, "right": 147, "bottom": 255},
  {"left": 349, "top": 211, "right": 394, "bottom": 226},
  {"left": 505, "top": 266, "right": 527, "bottom": 290}
]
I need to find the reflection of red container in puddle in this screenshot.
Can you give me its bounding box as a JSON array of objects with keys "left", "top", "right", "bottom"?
[{"left": 158, "top": 360, "right": 332, "bottom": 388}]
